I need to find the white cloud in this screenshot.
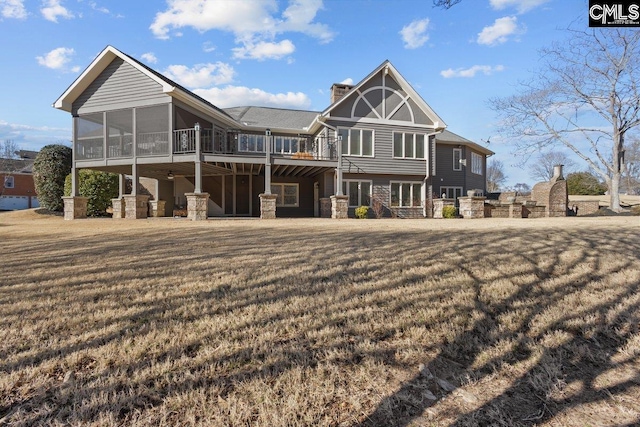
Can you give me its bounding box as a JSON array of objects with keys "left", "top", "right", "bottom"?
[
  {"left": 340, "top": 78, "right": 353, "bottom": 85},
  {"left": 440, "top": 64, "right": 505, "bottom": 78},
  {"left": 141, "top": 52, "right": 158, "bottom": 64},
  {"left": 88, "top": 1, "right": 109, "bottom": 14},
  {"left": 202, "top": 41, "right": 216, "bottom": 53},
  {"left": 149, "top": 0, "right": 334, "bottom": 60},
  {"left": 232, "top": 39, "right": 295, "bottom": 60},
  {"left": 194, "top": 86, "right": 311, "bottom": 109},
  {"left": 163, "top": 62, "right": 235, "bottom": 88},
  {"left": 477, "top": 16, "right": 520, "bottom": 46},
  {"left": 41, "top": 0, "right": 74, "bottom": 22},
  {"left": 399, "top": 18, "right": 430, "bottom": 49},
  {"left": 279, "top": 0, "right": 333, "bottom": 43},
  {"left": 36, "top": 47, "right": 76, "bottom": 70},
  {"left": 490, "top": 0, "right": 550, "bottom": 14},
  {"left": 1, "top": 0, "right": 27, "bottom": 19}
]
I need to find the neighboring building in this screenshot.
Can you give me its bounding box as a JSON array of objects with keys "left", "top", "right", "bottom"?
[
  {"left": 0, "top": 150, "right": 39, "bottom": 211},
  {"left": 53, "top": 46, "right": 493, "bottom": 219}
]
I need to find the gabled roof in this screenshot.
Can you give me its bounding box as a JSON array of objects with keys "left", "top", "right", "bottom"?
[
  {"left": 436, "top": 130, "right": 494, "bottom": 156},
  {"left": 224, "top": 106, "right": 320, "bottom": 132},
  {"left": 53, "top": 45, "right": 238, "bottom": 128},
  {"left": 316, "top": 60, "right": 446, "bottom": 131}
]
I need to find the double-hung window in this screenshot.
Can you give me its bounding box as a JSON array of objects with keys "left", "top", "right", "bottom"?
[
  {"left": 342, "top": 180, "right": 372, "bottom": 207},
  {"left": 471, "top": 152, "right": 483, "bottom": 175},
  {"left": 270, "top": 183, "right": 299, "bottom": 207},
  {"left": 4, "top": 176, "right": 14, "bottom": 189},
  {"left": 390, "top": 182, "right": 422, "bottom": 207},
  {"left": 453, "top": 148, "right": 462, "bottom": 171},
  {"left": 392, "top": 133, "right": 425, "bottom": 159},
  {"left": 338, "top": 128, "right": 373, "bottom": 156}
]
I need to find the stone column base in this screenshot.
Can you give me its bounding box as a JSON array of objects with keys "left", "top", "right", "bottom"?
[
  {"left": 123, "top": 195, "right": 150, "bottom": 219},
  {"left": 509, "top": 202, "right": 523, "bottom": 218},
  {"left": 259, "top": 193, "right": 278, "bottom": 219},
  {"left": 320, "top": 197, "right": 331, "bottom": 218},
  {"left": 458, "top": 196, "right": 487, "bottom": 219},
  {"left": 330, "top": 195, "right": 349, "bottom": 219},
  {"left": 111, "top": 198, "right": 125, "bottom": 219},
  {"left": 185, "top": 193, "right": 209, "bottom": 221},
  {"left": 62, "top": 196, "right": 88, "bottom": 220},
  {"left": 149, "top": 200, "right": 166, "bottom": 217},
  {"left": 433, "top": 198, "right": 455, "bottom": 219}
]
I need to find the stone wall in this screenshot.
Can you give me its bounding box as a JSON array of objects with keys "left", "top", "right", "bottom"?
[
  {"left": 458, "top": 196, "right": 486, "bottom": 219},
  {"left": 569, "top": 200, "right": 600, "bottom": 216}
]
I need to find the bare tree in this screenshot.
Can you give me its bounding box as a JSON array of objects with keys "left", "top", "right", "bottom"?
[
  {"left": 529, "top": 151, "right": 576, "bottom": 182},
  {"left": 486, "top": 159, "right": 507, "bottom": 192},
  {"left": 433, "top": 0, "right": 462, "bottom": 8},
  {"left": 491, "top": 28, "right": 640, "bottom": 212}
]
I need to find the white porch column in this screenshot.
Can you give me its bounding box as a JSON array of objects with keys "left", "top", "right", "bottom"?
[
  {"left": 131, "top": 162, "right": 138, "bottom": 196},
  {"left": 194, "top": 122, "right": 202, "bottom": 193},
  {"left": 264, "top": 129, "right": 272, "bottom": 194},
  {"left": 336, "top": 134, "right": 343, "bottom": 196}
]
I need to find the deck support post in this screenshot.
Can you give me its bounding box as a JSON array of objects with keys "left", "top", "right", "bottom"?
[
  {"left": 185, "top": 192, "right": 208, "bottom": 220},
  {"left": 330, "top": 195, "right": 348, "bottom": 219},
  {"left": 264, "top": 129, "right": 272, "bottom": 195},
  {"left": 62, "top": 196, "right": 88, "bottom": 220},
  {"left": 123, "top": 195, "right": 149, "bottom": 219},
  {"left": 259, "top": 193, "right": 277, "bottom": 219}
]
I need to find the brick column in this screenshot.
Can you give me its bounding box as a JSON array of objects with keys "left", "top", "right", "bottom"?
[
  {"left": 330, "top": 195, "right": 349, "bottom": 219},
  {"left": 509, "top": 202, "right": 523, "bottom": 218},
  {"left": 123, "top": 195, "right": 150, "bottom": 219},
  {"left": 185, "top": 193, "right": 209, "bottom": 221},
  {"left": 62, "top": 196, "right": 88, "bottom": 220},
  {"left": 433, "top": 198, "right": 455, "bottom": 219},
  {"left": 320, "top": 197, "right": 331, "bottom": 218},
  {"left": 149, "top": 200, "right": 166, "bottom": 217},
  {"left": 259, "top": 193, "right": 277, "bottom": 219},
  {"left": 458, "top": 196, "right": 487, "bottom": 219},
  {"left": 111, "top": 198, "right": 125, "bottom": 219}
]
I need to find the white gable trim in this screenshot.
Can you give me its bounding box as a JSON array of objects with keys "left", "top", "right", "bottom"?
[
  {"left": 322, "top": 61, "right": 446, "bottom": 130},
  {"left": 326, "top": 116, "right": 441, "bottom": 129}
]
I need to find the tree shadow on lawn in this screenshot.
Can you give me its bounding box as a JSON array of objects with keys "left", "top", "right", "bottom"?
[
  {"left": 356, "top": 230, "right": 640, "bottom": 426},
  {"left": 1, "top": 222, "right": 639, "bottom": 425}
]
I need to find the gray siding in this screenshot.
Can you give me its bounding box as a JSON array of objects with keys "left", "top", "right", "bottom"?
[
  {"left": 73, "top": 58, "right": 170, "bottom": 115},
  {"left": 330, "top": 120, "right": 428, "bottom": 176},
  {"left": 434, "top": 145, "right": 487, "bottom": 194}
]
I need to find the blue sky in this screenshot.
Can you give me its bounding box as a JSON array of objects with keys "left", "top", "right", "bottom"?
[{"left": 0, "top": 0, "right": 586, "bottom": 186}]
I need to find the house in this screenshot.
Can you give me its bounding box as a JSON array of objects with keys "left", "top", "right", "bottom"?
[
  {"left": 0, "top": 150, "right": 39, "bottom": 211},
  {"left": 54, "top": 46, "right": 493, "bottom": 220}
]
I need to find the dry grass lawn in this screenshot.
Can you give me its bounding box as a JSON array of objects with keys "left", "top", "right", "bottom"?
[{"left": 0, "top": 211, "right": 639, "bottom": 426}]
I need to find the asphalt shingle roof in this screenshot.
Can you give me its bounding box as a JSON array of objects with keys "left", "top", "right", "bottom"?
[{"left": 223, "top": 106, "right": 320, "bottom": 132}]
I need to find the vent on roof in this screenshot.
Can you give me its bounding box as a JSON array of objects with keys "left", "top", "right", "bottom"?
[{"left": 330, "top": 83, "right": 354, "bottom": 104}]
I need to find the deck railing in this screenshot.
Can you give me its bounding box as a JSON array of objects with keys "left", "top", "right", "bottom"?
[
  {"left": 76, "top": 128, "right": 337, "bottom": 161},
  {"left": 172, "top": 128, "right": 337, "bottom": 160}
]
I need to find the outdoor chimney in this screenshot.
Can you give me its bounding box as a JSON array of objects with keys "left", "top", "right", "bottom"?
[
  {"left": 330, "top": 83, "right": 354, "bottom": 104},
  {"left": 552, "top": 164, "right": 564, "bottom": 181}
]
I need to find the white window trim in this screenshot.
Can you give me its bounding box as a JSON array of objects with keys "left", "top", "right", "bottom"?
[
  {"left": 390, "top": 181, "right": 423, "bottom": 207},
  {"left": 338, "top": 128, "right": 375, "bottom": 157},
  {"left": 440, "top": 186, "right": 463, "bottom": 199},
  {"left": 392, "top": 132, "right": 426, "bottom": 159},
  {"left": 343, "top": 179, "right": 373, "bottom": 207},
  {"left": 471, "top": 152, "right": 483, "bottom": 175},
  {"left": 453, "top": 148, "right": 462, "bottom": 171},
  {"left": 271, "top": 183, "right": 299, "bottom": 207},
  {"left": 4, "top": 176, "right": 14, "bottom": 189}
]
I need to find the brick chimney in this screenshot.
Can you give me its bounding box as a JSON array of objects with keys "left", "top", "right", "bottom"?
[{"left": 330, "top": 83, "right": 354, "bottom": 104}]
